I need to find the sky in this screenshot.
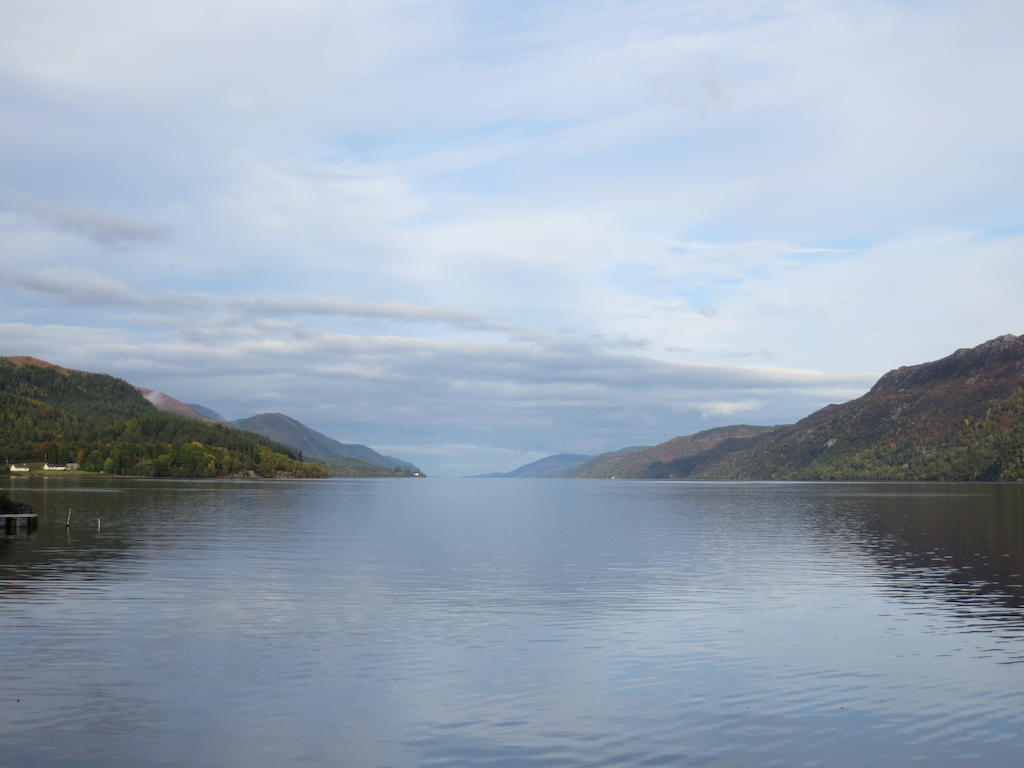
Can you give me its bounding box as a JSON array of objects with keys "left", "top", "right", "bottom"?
[{"left": 1, "top": 0, "right": 1022, "bottom": 476}]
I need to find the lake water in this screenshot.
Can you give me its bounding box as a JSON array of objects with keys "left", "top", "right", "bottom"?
[{"left": 2, "top": 477, "right": 1023, "bottom": 767}]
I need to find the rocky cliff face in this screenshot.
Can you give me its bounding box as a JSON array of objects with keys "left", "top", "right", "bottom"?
[{"left": 870, "top": 334, "right": 1024, "bottom": 395}]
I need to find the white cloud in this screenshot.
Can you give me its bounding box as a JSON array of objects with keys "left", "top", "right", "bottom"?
[
  {"left": 700, "top": 400, "right": 760, "bottom": 418},
  {"left": 709, "top": 231, "right": 1024, "bottom": 372},
  {"left": 1, "top": 0, "right": 1022, "bottom": 474}
]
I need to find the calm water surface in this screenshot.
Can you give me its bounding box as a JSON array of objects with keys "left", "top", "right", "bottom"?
[{"left": 2, "top": 477, "right": 1023, "bottom": 767}]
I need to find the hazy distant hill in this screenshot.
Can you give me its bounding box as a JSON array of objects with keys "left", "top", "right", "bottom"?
[
  {"left": 584, "top": 334, "right": 1024, "bottom": 482},
  {"left": 188, "top": 403, "right": 226, "bottom": 422},
  {"left": 573, "top": 426, "right": 779, "bottom": 478},
  {"left": 121, "top": 385, "right": 416, "bottom": 477},
  {"left": 230, "top": 412, "right": 419, "bottom": 473},
  {"left": 479, "top": 453, "right": 593, "bottom": 478}
]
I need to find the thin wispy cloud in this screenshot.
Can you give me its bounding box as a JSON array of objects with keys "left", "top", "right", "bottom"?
[
  {"left": 0, "top": 189, "right": 169, "bottom": 248},
  {"left": 4, "top": 269, "right": 520, "bottom": 333}
]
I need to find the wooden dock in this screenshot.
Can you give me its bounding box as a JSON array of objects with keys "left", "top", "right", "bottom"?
[{"left": 2, "top": 513, "right": 38, "bottom": 534}]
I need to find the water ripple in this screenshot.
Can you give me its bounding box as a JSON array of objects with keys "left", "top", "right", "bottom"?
[{"left": 1, "top": 478, "right": 1024, "bottom": 766}]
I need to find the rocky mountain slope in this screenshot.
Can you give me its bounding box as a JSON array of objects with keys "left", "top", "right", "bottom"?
[
  {"left": 584, "top": 334, "right": 1024, "bottom": 481},
  {"left": 694, "top": 334, "right": 1024, "bottom": 481}
]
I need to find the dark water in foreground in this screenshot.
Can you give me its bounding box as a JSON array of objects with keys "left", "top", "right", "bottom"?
[{"left": 2, "top": 477, "right": 1023, "bottom": 767}]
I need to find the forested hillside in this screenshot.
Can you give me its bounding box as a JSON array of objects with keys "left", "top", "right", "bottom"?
[
  {"left": 0, "top": 358, "right": 326, "bottom": 478},
  {"left": 573, "top": 426, "right": 778, "bottom": 478},
  {"left": 695, "top": 335, "right": 1024, "bottom": 481},
  {"left": 566, "top": 335, "right": 1024, "bottom": 482}
]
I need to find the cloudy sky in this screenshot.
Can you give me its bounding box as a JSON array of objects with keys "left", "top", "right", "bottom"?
[{"left": 1, "top": 0, "right": 1021, "bottom": 476}]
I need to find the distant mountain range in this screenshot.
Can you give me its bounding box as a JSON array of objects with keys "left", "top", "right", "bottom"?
[
  {"left": 129, "top": 394, "right": 419, "bottom": 474},
  {"left": 12, "top": 334, "right": 1023, "bottom": 482},
  {"left": 1, "top": 356, "right": 421, "bottom": 478},
  {"left": 229, "top": 413, "right": 419, "bottom": 473},
  {"left": 490, "top": 334, "right": 1024, "bottom": 482},
  {"left": 477, "top": 453, "right": 593, "bottom": 478}
]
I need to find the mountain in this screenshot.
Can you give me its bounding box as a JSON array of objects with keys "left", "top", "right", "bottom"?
[
  {"left": 0, "top": 356, "right": 326, "bottom": 478},
  {"left": 573, "top": 426, "right": 779, "bottom": 478},
  {"left": 134, "top": 388, "right": 224, "bottom": 424},
  {"left": 135, "top": 393, "right": 412, "bottom": 476},
  {"left": 570, "top": 446, "right": 648, "bottom": 476},
  {"left": 697, "top": 334, "right": 1024, "bottom": 481},
  {"left": 229, "top": 413, "right": 419, "bottom": 473},
  {"left": 585, "top": 334, "right": 1024, "bottom": 482},
  {"left": 188, "top": 403, "right": 226, "bottom": 422},
  {"left": 2, "top": 355, "right": 75, "bottom": 371},
  {"left": 479, "top": 453, "right": 593, "bottom": 478},
  {"left": 137, "top": 388, "right": 217, "bottom": 422}
]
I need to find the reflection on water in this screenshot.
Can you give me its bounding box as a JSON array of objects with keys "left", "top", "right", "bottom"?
[
  {"left": 806, "top": 484, "right": 1024, "bottom": 655},
  {"left": 1, "top": 476, "right": 1023, "bottom": 767}
]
